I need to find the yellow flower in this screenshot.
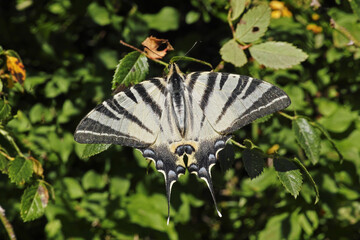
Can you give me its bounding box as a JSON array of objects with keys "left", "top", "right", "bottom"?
[
  {"left": 267, "top": 144, "right": 280, "bottom": 154},
  {"left": 271, "top": 10, "right": 282, "bottom": 19},
  {"left": 306, "top": 23, "right": 323, "bottom": 33},
  {"left": 270, "top": 1, "right": 285, "bottom": 10},
  {"left": 270, "top": 1, "right": 292, "bottom": 18},
  {"left": 312, "top": 13, "right": 320, "bottom": 21}
]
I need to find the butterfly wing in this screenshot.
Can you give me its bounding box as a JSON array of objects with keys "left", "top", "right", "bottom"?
[
  {"left": 74, "top": 78, "right": 167, "bottom": 148},
  {"left": 186, "top": 72, "right": 291, "bottom": 134}
]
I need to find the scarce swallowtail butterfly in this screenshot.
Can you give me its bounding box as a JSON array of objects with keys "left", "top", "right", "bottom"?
[{"left": 74, "top": 63, "right": 291, "bottom": 223}]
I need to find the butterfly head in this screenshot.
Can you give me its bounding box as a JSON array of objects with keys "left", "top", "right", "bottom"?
[{"left": 167, "top": 63, "right": 184, "bottom": 82}]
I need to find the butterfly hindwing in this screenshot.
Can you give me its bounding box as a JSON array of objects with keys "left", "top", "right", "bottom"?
[{"left": 74, "top": 78, "right": 167, "bottom": 148}]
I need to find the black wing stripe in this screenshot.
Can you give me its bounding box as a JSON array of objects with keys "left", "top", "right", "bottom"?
[
  {"left": 76, "top": 118, "right": 132, "bottom": 138},
  {"left": 124, "top": 89, "right": 138, "bottom": 103},
  {"left": 94, "top": 104, "right": 120, "bottom": 120},
  {"left": 105, "top": 99, "right": 154, "bottom": 134},
  {"left": 223, "top": 86, "right": 291, "bottom": 133},
  {"left": 215, "top": 76, "right": 248, "bottom": 124},
  {"left": 150, "top": 78, "right": 167, "bottom": 95},
  {"left": 219, "top": 73, "right": 230, "bottom": 90},
  {"left": 133, "top": 84, "right": 162, "bottom": 118},
  {"left": 200, "top": 72, "right": 217, "bottom": 111},
  {"left": 241, "top": 80, "right": 261, "bottom": 99},
  {"left": 187, "top": 72, "right": 201, "bottom": 94}
]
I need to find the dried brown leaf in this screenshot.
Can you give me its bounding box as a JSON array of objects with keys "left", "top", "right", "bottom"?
[{"left": 142, "top": 36, "right": 174, "bottom": 59}]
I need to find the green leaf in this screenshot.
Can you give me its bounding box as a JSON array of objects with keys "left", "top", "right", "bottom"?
[
  {"left": 185, "top": 11, "right": 200, "bottom": 24},
  {"left": 0, "top": 99, "right": 11, "bottom": 121},
  {"left": 63, "top": 177, "right": 84, "bottom": 199},
  {"left": 87, "top": 2, "right": 110, "bottom": 26},
  {"left": 20, "top": 181, "right": 49, "bottom": 221},
  {"left": 242, "top": 148, "right": 265, "bottom": 179},
  {"left": 249, "top": 41, "right": 308, "bottom": 69},
  {"left": 292, "top": 117, "right": 320, "bottom": 164},
  {"left": 8, "top": 156, "right": 33, "bottom": 185},
  {"left": 253, "top": 113, "right": 273, "bottom": 124},
  {"left": 318, "top": 107, "right": 357, "bottom": 133},
  {"left": 127, "top": 194, "right": 168, "bottom": 231},
  {"left": 258, "top": 212, "right": 289, "bottom": 240},
  {"left": 0, "top": 154, "right": 8, "bottom": 172},
  {"left": 112, "top": 51, "right": 149, "bottom": 90},
  {"left": 230, "top": 0, "right": 246, "bottom": 20},
  {"left": 291, "top": 157, "right": 319, "bottom": 204},
  {"left": 220, "top": 39, "right": 247, "bottom": 67},
  {"left": 97, "top": 48, "right": 118, "bottom": 70},
  {"left": 109, "top": 177, "right": 130, "bottom": 198},
  {"left": 274, "top": 156, "right": 302, "bottom": 198},
  {"left": 58, "top": 100, "right": 79, "bottom": 124},
  {"left": 142, "top": 7, "right": 180, "bottom": 32},
  {"left": 235, "top": 5, "right": 270, "bottom": 43},
  {"left": 81, "top": 144, "right": 111, "bottom": 159},
  {"left": 82, "top": 170, "right": 107, "bottom": 190}
]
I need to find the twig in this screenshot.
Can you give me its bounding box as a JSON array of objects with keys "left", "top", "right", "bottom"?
[
  {"left": 0, "top": 205, "right": 16, "bottom": 240},
  {"left": 230, "top": 139, "right": 246, "bottom": 149},
  {"left": 278, "top": 111, "right": 295, "bottom": 120},
  {"left": 227, "top": 10, "right": 236, "bottom": 38},
  {"left": 0, "top": 128, "right": 24, "bottom": 158},
  {"left": 119, "top": 40, "right": 168, "bottom": 67}
]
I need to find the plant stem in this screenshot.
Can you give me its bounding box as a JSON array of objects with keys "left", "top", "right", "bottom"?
[
  {"left": 119, "top": 40, "right": 168, "bottom": 67},
  {"left": 230, "top": 139, "right": 246, "bottom": 149},
  {"left": 0, "top": 205, "right": 16, "bottom": 240},
  {"left": 0, "top": 128, "right": 24, "bottom": 158},
  {"left": 278, "top": 111, "right": 295, "bottom": 120}
]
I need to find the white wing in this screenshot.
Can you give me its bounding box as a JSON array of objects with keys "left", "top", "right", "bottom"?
[
  {"left": 74, "top": 78, "right": 167, "bottom": 148},
  {"left": 185, "top": 71, "right": 291, "bottom": 134}
]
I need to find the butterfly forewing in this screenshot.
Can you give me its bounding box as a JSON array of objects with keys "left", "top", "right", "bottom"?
[
  {"left": 74, "top": 78, "right": 167, "bottom": 148},
  {"left": 185, "top": 72, "right": 291, "bottom": 134}
]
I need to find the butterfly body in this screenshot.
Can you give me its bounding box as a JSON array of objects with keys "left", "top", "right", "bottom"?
[{"left": 74, "top": 63, "right": 291, "bottom": 223}]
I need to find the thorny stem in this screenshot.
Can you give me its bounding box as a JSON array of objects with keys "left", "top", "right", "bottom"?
[
  {"left": 0, "top": 205, "right": 16, "bottom": 240},
  {"left": 119, "top": 40, "right": 168, "bottom": 67},
  {"left": 0, "top": 128, "right": 24, "bottom": 158}
]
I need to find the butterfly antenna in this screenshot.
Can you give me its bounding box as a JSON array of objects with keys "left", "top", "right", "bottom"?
[{"left": 184, "top": 41, "right": 200, "bottom": 57}]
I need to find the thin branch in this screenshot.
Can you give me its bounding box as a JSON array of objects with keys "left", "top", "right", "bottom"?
[
  {"left": 0, "top": 128, "right": 24, "bottom": 158},
  {"left": 227, "top": 9, "right": 236, "bottom": 38},
  {"left": 278, "top": 111, "right": 295, "bottom": 120},
  {"left": 0, "top": 205, "right": 16, "bottom": 240},
  {"left": 119, "top": 40, "right": 168, "bottom": 67},
  {"left": 230, "top": 139, "right": 246, "bottom": 149}
]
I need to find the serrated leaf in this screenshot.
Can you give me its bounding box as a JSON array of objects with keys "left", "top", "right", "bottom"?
[
  {"left": 220, "top": 39, "right": 247, "bottom": 67},
  {"left": 292, "top": 117, "right": 320, "bottom": 164},
  {"left": 242, "top": 148, "right": 265, "bottom": 179},
  {"left": 0, "top": 154, "right": 8, "bottom": 172},
  {"left": 112, "top": 51, "right": 149, "bottom": 90},
  {"left": 231, "top": 0, "right": 246, "bottom": 20},
  {"left": 249, "top": 41, "right": 308, "bottom": 69},
  {"left": 81, "top": 144, "right": 111, "bottom": 159},
  {"left": 8, "top": 156, "right": 33, "bottom": 185},
  {"left": 21, "top": 181, "right": 48, "bottom": 221},
  {"left": 274, "top": 156, "right": 303, "bottom": 198},
  {"left": 235, "top": 5, "right": 270, "bottom": 43},
  {"left": 253, "top": 113, "right": 273, "bottom": 124},
  {"left": 0, "top": 99, "right": 11, "bottom": 121}
]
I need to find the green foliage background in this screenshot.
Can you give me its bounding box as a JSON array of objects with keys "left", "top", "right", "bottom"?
[{"left": 1, "top": 0, "right": 360, "bottom": 239}]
